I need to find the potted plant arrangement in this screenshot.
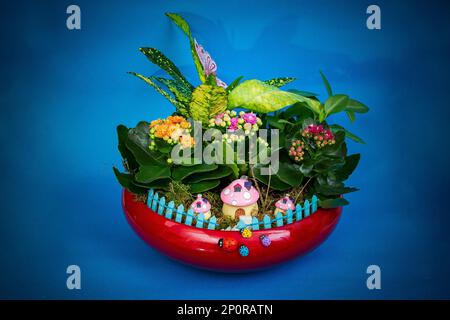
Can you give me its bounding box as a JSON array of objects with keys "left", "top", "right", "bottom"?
[{"left": 114, "top": 13, "right": 369, "bottom": 271}]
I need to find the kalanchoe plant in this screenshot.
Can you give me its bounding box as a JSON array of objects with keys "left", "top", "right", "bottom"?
[{"left": 114, "top": 12, "right": 369, "bottom": 210}]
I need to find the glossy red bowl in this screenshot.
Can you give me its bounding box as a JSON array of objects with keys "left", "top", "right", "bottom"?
[{"left": 122, "top": 189, "right": 342, "bottom": 272}]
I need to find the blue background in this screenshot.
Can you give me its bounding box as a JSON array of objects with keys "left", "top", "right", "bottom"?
[{"left": 1, "top": 0, "right": 450, "bottom": 299}]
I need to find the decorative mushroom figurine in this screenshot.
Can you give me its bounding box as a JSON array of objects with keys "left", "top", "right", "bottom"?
[
  {"left": 274, "top": 195, "right": 295, "bottom": 215},
  {"left": 221, "top": 176, "right": 259, "bottom": 220},
  {"left": 190, "top": 194, "right": 212, "bottom": 220}
]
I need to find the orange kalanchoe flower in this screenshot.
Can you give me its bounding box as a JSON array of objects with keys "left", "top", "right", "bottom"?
[{"left": 149, "top": 115, "right": 193, "bottom": 147}]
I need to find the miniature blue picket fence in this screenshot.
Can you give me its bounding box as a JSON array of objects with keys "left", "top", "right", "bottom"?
[{"left": 147, "top": 189, "right": 318, "bottom": 231}]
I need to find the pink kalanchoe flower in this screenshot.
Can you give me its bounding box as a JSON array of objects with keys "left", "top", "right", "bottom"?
[
  {"left": 242, "top": 112, "right": 257, "bottom": 125},
  {"left": 194, "top": 39, "right": 227, "bottom": 88},
  {"left": 228, "top": 117, "right": 239, "bottom": 131}
]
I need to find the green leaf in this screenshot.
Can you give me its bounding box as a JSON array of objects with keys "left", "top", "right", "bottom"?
[
  {"left": 266, "top": 116, "right": 285, "bottom": 130},
  {"left": 135, "top": 165, "right": 171, "bottom": 184},
  {"left": 190, "top": 180, "right": 221, "bottom": 193},
  {"left": 165, "top": 13, "right": 205, "bottom": 82},
  {"left": 113, "top": 167, "right": 147, "bottom": 194},
  {"left": 346, "top": 110, "right": 355, "bottom": 122},
  {"left": 190, "top": 84, "right": 228, "bottom": 124},
  {"left": 172, "top": 164, "right": 218, "bottom": 181},
  {"left": 344, "top": 129, "right": 365, "bottom": 144},
  {"left": 264, "top": 77, "right": 296, "bottom": 88},
  {"left": 320, "top": 71, "right": 333, "bottom": 97},
  {"left": 128, "top": 72, "right": 188, "bottom": 115},
  {"left": 226, "top": 76, "right": 243, "bottom": 93},
  {"left": 330, "top": 124, "right": 365, "bottom": 144},
  {"left": 336, "top": 154, "right": 360, "bottom": 181},
  {"left": 185, "top": 165, "right": 233, "bottom": 183},
  {"left": 299, "top": 162, "right": 314, "bottom": 176},
  {"left": 287, "top": 89, "right": 319, "bottom": 98},
  {"left": 316, "top": 184, "right": 358, "bottom": 196},
  {"left": 346, "top": 99, "right": 369, "bottom": 113},
  {"left": 319, "top": 197, "right": 349, "bottom": 208},
  {"left": 117, "top": 125, "right": 139, "bottom": 171},
  {"left": 284, "top": 102, "right": 315, "bottom": 120},
  {"left": 228, "top": 79, "right": 322, "bottom": 114},
  {"left": 276, "top": 163, "right": 304, "bottom": 187},
  {"left": 153, "top": 77, "right": 192, "bottom": 105},
  {"left": 139, "top": 48, "right": 193, "bottom": 90},
  {"left": 324, "top": 94, "right": 349, "bottom": 117},
  {"left": 126, "top": 122, "right": 166, "bottom": 166},
  {"left": 252, "top": 166, "right": 291, "bottom": 191},
  {"left": 226, "top": 163, "right": 240, "bottom": 179}
]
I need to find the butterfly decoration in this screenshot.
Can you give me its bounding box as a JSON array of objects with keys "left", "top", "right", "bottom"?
[{"left": 195, "top": 39, "right": 227, "bottom": 88}]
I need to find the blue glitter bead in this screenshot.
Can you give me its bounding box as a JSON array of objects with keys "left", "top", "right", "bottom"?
[{"left": 239, "top": 245, "right": 249, "bottom": 257}]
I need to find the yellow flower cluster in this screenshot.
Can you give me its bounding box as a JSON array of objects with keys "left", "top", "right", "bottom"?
[{"left": 149, "top": 116, "right": 194, "bottom": 148}]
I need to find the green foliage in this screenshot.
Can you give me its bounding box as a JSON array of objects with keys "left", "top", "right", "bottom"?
[
  {"left": 320, "top": 71, "right": 333, "bottom": 97},
  {"left": 189, "top": 84, "right": 228, "bottom": 124},
  {"left": 165, "top": 13, "right": 205, "bottom": 82},
  {"left": 226, "top": 76, "right": 243, "bottom": 92},
  {"left": 153, "top": 77, "right": 192, "bottom": 104},
  {"left": 264, "top": 77, "right": 296, "bottom": 88},
  {"left": 139, "top": 47, "right": 193, "bottom": 91},
  {"left": 227, "top": 79, "right": 321, "bottom": 114},
  {"left": 128, "top": 72, "right": 190, "bottom": 117},
  {"left": 115, "top": 13, "right": 370, "bottom": 210}
]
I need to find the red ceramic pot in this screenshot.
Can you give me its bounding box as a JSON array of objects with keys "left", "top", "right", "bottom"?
[{"left": 122, "top": 189, "right": 342, "bottom": 272}]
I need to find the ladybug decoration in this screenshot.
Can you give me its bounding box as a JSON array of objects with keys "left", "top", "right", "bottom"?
[
  {"left": 240, "top": 228, "right": 252, "bottom": 238},
  {"left": 260, "top": 234, "right": 271, "bottom": 247},
  {"left": 239, "top": 245, "right": 250, "bottom": 257},
  {"left": 218, "top": 238, "right": 238, "bottom": 252}
]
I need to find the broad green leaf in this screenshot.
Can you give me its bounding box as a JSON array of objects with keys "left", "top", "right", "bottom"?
[
  {"left": 266, "top": 116, "right": 285, "bottom": 130},
  {"left": 346, "top": 99, "right": 369, "bottom": 113},
  {"left": 126, "top": 122, "right": 166, "bottom": 166},
  {"left": 252, "top": 165, "right": 291, "bottom": 191},
  {"left": 165, "top": 13, "right": 205, "bottom": 82},
  {"left": 172, "top": 163, "right": 218, "bottom": 181},
  {"left": 228, "top": 80, "right": 321, "bottom": 114},
  {"left": 128, "top": 72, "right": 188, "bottom": 115},
  {"left": 264, "top": 77, "right": 296, "bottom": 88},
  {"left": 186, "top": 165, "right": 232, "bottom": 183},
  {"left": 320, "top": 71, "right": 333, "bottom": 96},
  {"left": 190, "top": 179, "right": 221, "bottom": 193},
  {"left": 135, "top": 165, "right": 171, "bottom": 184},
  {"left": 113, "top": 167, "right": 147, "bottom": 194},
  {"left": 284, "top": 102, "right": 315, "bottom": 120},
  {"left": 336, "top": 154, "right": 360, "bottom": 181},
  {"left": 190, "top": 84, "right": 228, "bottom": 124},
  {"left": 139, "top": 48, "right": 193, "bottom": 90},
  {"left": 319, "top": 197, "right": 349, "bottom": 208},
  {"left": 276, "top": 163, "right": 304, "bottom": 187},
  {"left": 117, "top": 125, "right": 139, "bottom": 171},
  {"left": 325, "top": 94, "right": 349, "bottom": 117}
]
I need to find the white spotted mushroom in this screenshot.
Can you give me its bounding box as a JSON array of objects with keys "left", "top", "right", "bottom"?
[
  {"left": 190, "top": 194, "right": 212, "bottom": 220},
  {"left": 220, "top": 176, "right": 259, "bottom": 220},
  {"left": 274, "top": 195, "right": 295, "bottom": 215}
]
